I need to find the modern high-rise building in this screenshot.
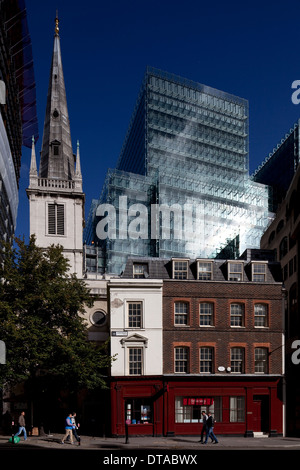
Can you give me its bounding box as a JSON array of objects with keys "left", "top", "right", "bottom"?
[
  {"left": 0, "top": 0, "right": 38, "bottom": 244},
  {"left": 85, "top": 67, "right": 273, "bottom": 275},
  {"left": 252, "top": 119, "right": 300, "bottom": 213}
]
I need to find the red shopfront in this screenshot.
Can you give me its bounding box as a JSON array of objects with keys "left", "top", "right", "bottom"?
[
  {"left": 110, "top": 377, "right": 164, "bottom": 437},
  {"left": 163, "top": 376, "right": 283, "bottom": 437},
  {"left": 110, "top": 376, "right": 283, "bottom": 437}
]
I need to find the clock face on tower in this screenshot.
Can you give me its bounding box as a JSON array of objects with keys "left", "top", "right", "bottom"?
[{"left": 91, "top": 310, "right": 107, "bottom": 327}]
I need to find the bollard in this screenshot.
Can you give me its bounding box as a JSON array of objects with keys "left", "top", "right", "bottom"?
[{"left": 125, "top": 422, "right": 129, "bottom": 444}]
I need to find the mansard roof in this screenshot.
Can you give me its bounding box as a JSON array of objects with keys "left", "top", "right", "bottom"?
[{"left": 121, "top": 250, "right": 282, "bottom": 284}]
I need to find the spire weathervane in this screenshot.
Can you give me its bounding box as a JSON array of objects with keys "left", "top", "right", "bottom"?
[{"left": 55, "top": 11, "right": 59, "bottom": 36}]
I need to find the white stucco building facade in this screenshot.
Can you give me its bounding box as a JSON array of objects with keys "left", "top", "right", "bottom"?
[{"left": 108, "top": 278, "right": 163, "bottom": 377}]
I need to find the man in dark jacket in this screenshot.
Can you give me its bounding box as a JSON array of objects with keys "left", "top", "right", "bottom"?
[{"left": 202, "top": 412, "right": 218, "bottom": 444}]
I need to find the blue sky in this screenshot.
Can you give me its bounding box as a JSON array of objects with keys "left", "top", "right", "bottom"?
[{"left": 16, "top": 0, "right": 300, "bottom": 240}]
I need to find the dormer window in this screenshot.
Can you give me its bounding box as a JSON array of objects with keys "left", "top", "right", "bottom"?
[
  {"left": 133, "top": 263, "right": 148, "bottom": 278},
  {"left": 251, "top": 262, "right": 267, "bottom": 282},
  {"left": 172, "top": 259, "right": 189, "bottom": 279},
  {"left": 228, "top": 262, "right": 243, "bottom": 281},
  {"left": 197, "top": 260, "right": 213, "bottom": 280}
]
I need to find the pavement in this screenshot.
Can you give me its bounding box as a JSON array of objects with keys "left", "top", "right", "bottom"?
[
  {"left": 1, "top": 432, "right": 300, "bottom": 450},
  {"left": 1, "top": 433, "right": 299, "bottom": 467}
]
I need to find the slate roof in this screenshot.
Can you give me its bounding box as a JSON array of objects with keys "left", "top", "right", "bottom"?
[{"left": 121, "top": 249, "right": 282, "bottom": 283}]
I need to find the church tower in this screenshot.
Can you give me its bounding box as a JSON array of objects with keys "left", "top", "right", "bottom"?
[{"left": 26, "top": 16, "right": 84, "bottom": 276}]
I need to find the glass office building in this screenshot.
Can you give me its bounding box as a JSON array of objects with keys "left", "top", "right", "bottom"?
[
  {"left": 85, "top": 67, "right": 272, "bottom": 275},
  {"left": 252, "top": 119, "right": 300, "bottom": 213},
  {"left": 0, "top": 0, "right": 38, "bottom": 244}
]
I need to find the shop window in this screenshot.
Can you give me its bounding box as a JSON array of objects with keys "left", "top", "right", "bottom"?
[
  {"left": 229, "top": 396, "right": 245, "bottom": 422},
  {"left": 230, "top": 347, "right": 244, "bottom": 373},
  {"left": 172, "top": 259, "right": 189, "bottom": 279},
  {"left": 174, "top": 347, "right": 189, "bottom": 373},
  {"left": 197, "top": 260, "right": 213, "bottom": 280},
  {"left": 199, "top": 302, "right": 214, "bottom": 326},
  {"left": 175, "top": 396, "right": 222, "bottom": 423},
  {"left": 230, "top": 304, "right": 244, "bottom": 327},
  {"left": 125, "top": 399, "right": 152, "bottom": 424},
  {"left": 254, "top": 304, "right": 268, "bottom": 327},
  {"left": 127, "top": 302, "right": 142, "bottom": 328},
  {"left": 254, "top": 347, "right": 268, "bottom": 373},
  {"left": 199, "top": 347, "right": 213, "bottom": 373},
  {"left": 174, "top": 302, "right": 189, "bottom": 325}
]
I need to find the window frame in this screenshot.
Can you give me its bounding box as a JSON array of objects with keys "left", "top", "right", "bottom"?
[
  {"left": 228, "top": 261, "right": 244, "bottom": 281},
  {"left": 172, "top": 259, "right": 189, "bottom": 280},
  {"left": 128, "top": 347, "right": 143, "bottom": 375},
  {"left": 197, "top": 260, "right": 213, "bottom": 280},
  {"left": 174, "top": 346, "right": 189, "bottom": 373},
  {"left": 199, "top": 347, "right": 214, "bottom": 373},
  {"left": 254, "top": 303, "right": 268, "bottom": 328},
  {"left": 254, "top": 347, "right": 268, "bottom": 374},
  {"left": 199, "top": 302, "right": 214, "bottom": 326},
  {"left": 230, "top": 347, "right": 245, "bottom": 373},
  {"left": 251, "top": 262, "right": 267, "bottom": 282},
  {"left": 174, "top": 301, "right": 189, "bottom": 326},
  {"left": 127, "top": 301, "right": 143, "bottom": 329},
  {"left": 229, "top": 396, "right": 245, "bottom": 422},
  {"left": 230, "top": 303, "right": 245, "bottom": 327},
  {"left": 133, "top": 263, "right": 148, "bottom": 279},
  {"left": 279, "top": 236, "right": 288, "bottom": 260}
]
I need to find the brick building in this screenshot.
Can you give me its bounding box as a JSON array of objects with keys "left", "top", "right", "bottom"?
[
  {"left": 109, "top": 250, "right": 284, "bottom": 437},
  {"left": 260, "top": 163, "right": 300, "bottom": 435}
]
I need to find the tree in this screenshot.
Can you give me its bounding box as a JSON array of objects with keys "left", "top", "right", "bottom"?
[{"left": 0, "top": 236, "right": 113, "bottom": 398}]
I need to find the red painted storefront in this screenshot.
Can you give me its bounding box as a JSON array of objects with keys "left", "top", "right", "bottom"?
[{"left": 110, "top": 376, "right": 283, "bottom": 437}]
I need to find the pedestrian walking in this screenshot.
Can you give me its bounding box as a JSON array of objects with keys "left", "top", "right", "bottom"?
[
  {"left": 199, "top": 411, "right": 208, "bottom": 443},
  {"left": 61, "top": 413, "right": 74, "bottom": 444},
  {"left": 202, "top": 412, "right": 218, "bottom": 444},
  {"left": 66, "top": 412, "right": 81, "bottom": 445},
  {"left": 14, "top": 411, "right": 27, "bottom": 441},
  {"left": 72, "top": 412, "right": 81, "bottom": 445}
]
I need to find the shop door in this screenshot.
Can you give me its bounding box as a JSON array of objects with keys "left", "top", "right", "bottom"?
[
  {"left": 252, "top": 400, "right": 262, "bottom": 432},
  {"left": 253, "top": 396, "right": 269, "bottom": 433}
]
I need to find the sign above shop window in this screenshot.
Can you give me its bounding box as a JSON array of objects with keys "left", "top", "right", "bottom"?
[{"left": 183, "top": 398, "right": 214, "bottom": 406}]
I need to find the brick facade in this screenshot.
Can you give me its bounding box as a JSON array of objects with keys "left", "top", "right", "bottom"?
[{"left": 163, "top": 281, "right": 283, "bottom": 376}]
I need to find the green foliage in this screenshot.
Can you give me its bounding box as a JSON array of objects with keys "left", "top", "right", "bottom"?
[{"left": 0, "top": 236, "right": 113, "bottom": 392}]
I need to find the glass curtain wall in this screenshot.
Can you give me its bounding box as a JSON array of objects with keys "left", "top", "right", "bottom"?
[{"left": 85, "top": 67, "right": 273, "bottom": 275}]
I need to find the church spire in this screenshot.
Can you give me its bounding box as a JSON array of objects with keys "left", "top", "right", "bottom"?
[
  {"left": 39, "top": 14, "right": 75, "bottom": 180},
  {"left": 29, "top": 136, "right": 37, "bottom": 177},
  {"left": 75, "top": 140, "right": 82, "bottom": 178}
]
